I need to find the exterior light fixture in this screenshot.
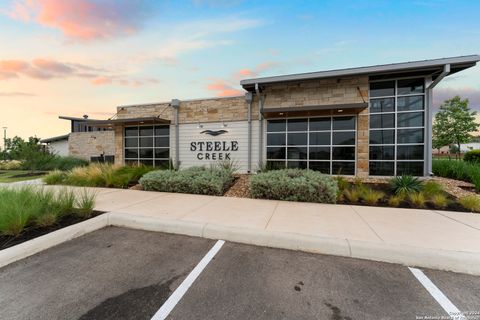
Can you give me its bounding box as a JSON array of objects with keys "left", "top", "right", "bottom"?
[
  {"left": 279, "top": 112, "right": 284, "bottom": 116},
  {"left": 338, "top": 109, "right": 343, "bottom": 113},
  {"left": 197, "top": 122, "right": 203, "bottom": 129}
]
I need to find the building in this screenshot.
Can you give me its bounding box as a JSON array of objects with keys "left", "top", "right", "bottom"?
[
  {"left": 40, "top": 134, "right": 70, "bottom": 156},
  {"left": 56, "top": 55, "right": 480, "bottom": 176}
]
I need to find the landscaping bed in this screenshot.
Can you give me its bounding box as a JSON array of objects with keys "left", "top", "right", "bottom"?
[
  {"left": 0, "top": 170, "right": 47, "bottom": 183},
  {"left": 44, "top": 164, "right": 156, "bottom": 188},
  {"left": 140, "top": 166, "right": 235, "bottom": 196},
  {"left": 0, "top": 210, "right": 104, "bottom": 250},
  {"left": 225, "top": 170, "right": 480, "bottom": 214},
  {"left": 0, "top": 187, "right": 98, "bottom": 250}
]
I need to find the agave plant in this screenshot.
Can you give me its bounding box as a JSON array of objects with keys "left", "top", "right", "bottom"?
[{"left": 389, "top": 175, "right": 422, "bottom": 195}]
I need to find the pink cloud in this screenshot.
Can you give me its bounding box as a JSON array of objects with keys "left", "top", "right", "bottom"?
[
  {"left": 8, "top": 0, "right": 149, "bottom": 41},
  {"left": 0, "top": 57, "right": 159, "bottom": 87},
  {"left": 207, "top": 80, "right": 244, "bottom": 97}
]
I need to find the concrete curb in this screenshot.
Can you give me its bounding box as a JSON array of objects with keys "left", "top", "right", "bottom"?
[
  {"left": 109, "top": 212, "right": 480, "bottom": 276},
  {"left": 2, "top": 211, "right": 480, "bottom": 276},
  {"left": 0, "top": 213, "right": 109, "bottom": 268}
]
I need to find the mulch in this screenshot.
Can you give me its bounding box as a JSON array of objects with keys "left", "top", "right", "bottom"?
[{"left": 224, "top": 174, "right": 251, "bottom": 198}]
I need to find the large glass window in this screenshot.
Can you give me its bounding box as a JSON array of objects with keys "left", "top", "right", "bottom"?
[
  {"left": 124, "top": 125, "right": 170, "bottom": 167},
  {"left": 368, "top": 78, "right": 425, "bottom": 176},
  {"left": 266, "top": 116, "right": 356, "bottom": 175}
]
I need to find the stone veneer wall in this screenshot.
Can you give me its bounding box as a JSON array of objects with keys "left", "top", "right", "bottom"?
[
  {"left": 115, "top": 96, "right": 257, "bottom": 123},
  {"left": 261, "top": 76, "right": 369, "bottom": 108},
  {"left": 68, "top": 131, "right": 115, "bottom": 161},
  {"left": 112, "top": 79, "right": 370, "bottom": 176}
]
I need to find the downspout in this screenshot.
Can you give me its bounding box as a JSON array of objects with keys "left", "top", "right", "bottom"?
[
  {"left": 171, "top": 99, "right": 180, "bottom": 169},
  {"left": 426, "top": 64, "right": 450, "bottom": 176},
  {"left": 245, "top": 92, "right": 253, "bottom": 173},
  {"left": 255, "top": 83, "right": 264, "bottom": 170}
]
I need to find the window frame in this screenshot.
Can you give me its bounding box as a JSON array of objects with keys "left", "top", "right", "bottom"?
[
  {"left": 266, "top": 115, "right": 357, "bottom": 175},
  {"left": 368, "top": 77, "right": 426, "bottom": 176},
  {"left": 124, "top": 124, "right": 170, "bottom": 167}
]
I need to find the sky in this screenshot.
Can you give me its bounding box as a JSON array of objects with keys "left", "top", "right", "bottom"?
[{"left": 1, "top": 0, "right": 480, "bottom": 140}]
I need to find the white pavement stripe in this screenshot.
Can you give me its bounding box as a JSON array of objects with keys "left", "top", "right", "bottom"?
[
  {"left": 408, "top": 267, "right": 466, "bottom": 320},
  {"left": 151, "top": 240, "right": 225, "bottom": 320}
]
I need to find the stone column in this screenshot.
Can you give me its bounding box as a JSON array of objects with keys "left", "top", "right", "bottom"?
[
  {"left": 114, "top": 125, "right": 124, "bottom": 165},
  {"left": 357, "top": 108, "right": 369, "bottom": 177}
]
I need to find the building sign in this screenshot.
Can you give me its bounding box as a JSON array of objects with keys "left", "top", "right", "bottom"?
[
  {"left": 200, "top": 129, "right": 228, "bottom": 136},
  {"left": 190, "top": 140, "right": 239, "bottom": 160}
]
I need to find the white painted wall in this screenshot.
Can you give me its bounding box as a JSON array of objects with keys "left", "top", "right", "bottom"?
[
  {"left": 175, "top": 121, "right": 259, "bottom": 173},
  {"left": 48, "top": 139, "right": 69, "bottom": 157},
  {"left": 460, "top": 143, "right": 480, "bottom": 153}
]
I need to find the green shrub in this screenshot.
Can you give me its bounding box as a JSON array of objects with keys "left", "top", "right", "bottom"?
[
  {"left": 361, "top": 188, "right": 385, "bottom": 205},
  {"left": 140, "top": 166, "right": 235, "bottom": 196},
  {"left": 409, "top": 192, "right": 426, "bottom": 208},
  {"left": 0, "top": 160, "right": 22, "bottom": 170},
  {"left": 463, "top": 150, "right": 480, "bottom": 163},
  {"left": 388, "top": 194, "right": 404, "bottom": 207},
  {"left": 335, "top": 176, "right": 349, "bottom": 192},
  {"left": 250, "top": 169, "right": 338, "bottom": 203},
  {"left": 44, "top": 164, "right": 156, "bottom": 188},
  {"left": 421, "top": 181, "right": 444, "bottom": 197},
  {"left": 390, "top": 175, "right": 422, "bottom": 195},
  {"left": 75, "top": 189, "right": 97, "bottom": 218},
  {"left": 431, "top": 194, "right": 448, "bottom": 209},
  {"left": 19, "top": 155, "right": 88, "bottom": 171},
  {"left": 343, "top": 187, "right": 361, "bottom": 203},
  {"left": 433, "top": 159, "right": 480, "bottom": 191},
  {"left": 458, "top": 195, "right": 480, "bottom": 213},
  {"left": 43, "top": 170, "right": 67, "bottom": 185}
]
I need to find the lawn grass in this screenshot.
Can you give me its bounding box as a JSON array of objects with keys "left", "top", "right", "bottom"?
[{"left": 0, "top": 170, "right": 46, "bottom": 183}]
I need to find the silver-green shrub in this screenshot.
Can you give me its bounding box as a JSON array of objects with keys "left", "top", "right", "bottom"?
[
  {"left": 139, "top": 166, "right": 235, "bottom": 196},
  {"left": 250, "top": 169, "right": 338, "bottom": 203}
]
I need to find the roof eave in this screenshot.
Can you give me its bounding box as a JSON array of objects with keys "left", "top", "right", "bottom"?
[{"left": 240, "top": 55, "right": 480, "bottom": 89}]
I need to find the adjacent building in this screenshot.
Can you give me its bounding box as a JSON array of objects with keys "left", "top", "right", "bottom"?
[{"left": 49, "top": 55, "right": 480, "bottom": 176}]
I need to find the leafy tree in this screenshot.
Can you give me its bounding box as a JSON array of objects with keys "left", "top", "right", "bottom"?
[
  {"left": 3, "top": 136, "right": 55, "bottom": 171},
  {"left": 432, "top": 96, "right": 479, "bottom": 158}
]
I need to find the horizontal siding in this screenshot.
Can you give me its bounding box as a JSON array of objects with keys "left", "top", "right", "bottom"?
[{"left": 174, "top": 121, "right": 259, "bottom": 173}]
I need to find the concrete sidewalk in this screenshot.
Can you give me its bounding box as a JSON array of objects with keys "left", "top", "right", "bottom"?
[{"left": 20, "top": 185, "right": 480, "bottom": 274}]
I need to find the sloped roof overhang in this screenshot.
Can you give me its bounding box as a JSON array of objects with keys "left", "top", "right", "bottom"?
[{"left": 240, "top": 55, "right": 480, "bottom": 90}]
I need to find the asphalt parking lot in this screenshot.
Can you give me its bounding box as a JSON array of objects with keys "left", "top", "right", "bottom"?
[{"left": 0, "top": 227, "right": 479, "bottom": 320}]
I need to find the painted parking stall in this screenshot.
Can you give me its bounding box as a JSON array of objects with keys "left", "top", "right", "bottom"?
[{"left": 0, "top": 228, "right": 478, "bottom": 320}]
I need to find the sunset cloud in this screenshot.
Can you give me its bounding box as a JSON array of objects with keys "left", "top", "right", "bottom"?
[
  {"left": 0, "top": 91, "right": 35, "bottom": 97},
  {"left": 0, "top": 58, "right": 158, "bottom": 86},
  {"left": 7, "top": 0, "right": 149, "bottom": 41},
  {"left": 206, "top": 79, "right": 244, "bottom": 97},
  {"left": 0, "top": 58, "right": 95, "bottom": 80}
]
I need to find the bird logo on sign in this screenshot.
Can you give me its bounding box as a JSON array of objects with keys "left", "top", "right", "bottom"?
[{"left": 200, "top": 130, "right": 228, "bottom": 136}]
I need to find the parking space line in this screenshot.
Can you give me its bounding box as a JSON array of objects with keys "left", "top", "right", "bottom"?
[
  {"left": 151, "top": 240, "right": 225, "bottom": 320},
  {"left": 408, "top": 267, "right": 466, "bottom": 320}
]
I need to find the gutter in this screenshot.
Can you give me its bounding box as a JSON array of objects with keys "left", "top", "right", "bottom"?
[
  {"left": 426, "top": 64, "right": 450, "bottom": 176},
  {"left": 245, "top": 92, "right": 253, "bottom": 173},
  {"left": 171, "top": 99, "right": 180, "bottom": 169},
  {"left": 255, "top": 83, "right": 264, "bottom": 170}
]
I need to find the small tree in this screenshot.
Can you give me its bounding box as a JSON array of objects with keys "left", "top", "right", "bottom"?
[{"left": 432, "top": 96, "right": 479, "bottom": 158}]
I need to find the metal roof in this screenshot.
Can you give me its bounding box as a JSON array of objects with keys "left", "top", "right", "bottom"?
[
  {"left": 40, "top": 134, "right": 70, "bottom": 143},
  {"left": 240, "top": 55, "right": 480, "bottom": 89}
]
